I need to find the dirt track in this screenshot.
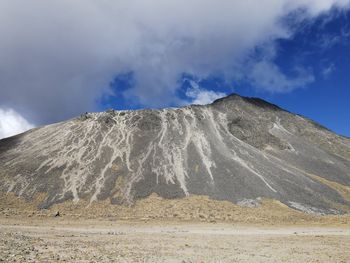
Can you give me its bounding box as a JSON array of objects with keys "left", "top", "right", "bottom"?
[{"left": 0, "top": 218, "right": 349, "bottom": 263}]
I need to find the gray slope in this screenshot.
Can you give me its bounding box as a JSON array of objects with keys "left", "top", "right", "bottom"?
[{"left": 0, "top": 94, "right": 349, "bottom": 214}]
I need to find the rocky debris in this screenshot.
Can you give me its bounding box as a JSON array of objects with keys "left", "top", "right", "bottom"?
[
  {"left": 0, "top": 232, "right": 42, "bottom": 263},
  {"left": 287, "top": 202, "right": 341, "bottom": 216},
  {"left": 79, "top": 112, "right": 91, "bottom": 120},
  {"left": 237, "top": 198, "right": 261, "bottom": 208}
]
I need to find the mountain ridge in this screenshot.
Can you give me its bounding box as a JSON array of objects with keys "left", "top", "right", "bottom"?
[{"left": 0, "top": 93, "right": 349, "bottom": 215}]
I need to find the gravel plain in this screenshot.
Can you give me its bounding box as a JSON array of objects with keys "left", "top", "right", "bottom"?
[
  {"left": 0, "top": 217, "right": 350, "bottom": 263},
  {"left": 1, "top": 193, "right": 350, "bottom": 262}
]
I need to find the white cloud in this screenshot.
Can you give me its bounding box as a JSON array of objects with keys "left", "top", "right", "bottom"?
[
  {"left": 0, "top": 108, "right": 34, "bottom": 139},
  {"left": 322, "top": 63, "right": 336, "bottom": 78},
  {"left": 0, "top": 0, "right": 349, "bottom": 124},
  {"left": 186, "top": 80, "right": 226, "bottom": 105},
  {"left": 248, "top": 61, "right": 315, "bottom": 92}
]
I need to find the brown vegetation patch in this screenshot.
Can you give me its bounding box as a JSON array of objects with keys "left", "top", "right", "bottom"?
[{"left": 1, "top": 192, "right": 350, "bottom": 226}]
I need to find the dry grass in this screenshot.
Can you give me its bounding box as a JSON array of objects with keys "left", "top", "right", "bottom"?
[{"left": 1, "top": 192, "right": 350, "bottom": 226}]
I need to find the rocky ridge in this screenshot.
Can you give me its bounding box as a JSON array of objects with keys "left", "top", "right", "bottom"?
[{"left": 0, "top": 94, "right": 349, "bottom": 214}]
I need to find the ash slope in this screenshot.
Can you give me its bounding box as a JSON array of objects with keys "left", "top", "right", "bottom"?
[{"left": 1, "top": 94, "right": 350, "bottom": 214}]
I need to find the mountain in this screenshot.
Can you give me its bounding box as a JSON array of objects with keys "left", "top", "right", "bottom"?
[{"left": 0, "top": 94, "right": 349, "bottom": 215}]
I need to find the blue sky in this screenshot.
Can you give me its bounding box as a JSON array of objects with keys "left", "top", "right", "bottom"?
[
  {"left": 101, "top": 8, "right": 350, "bottom": 137},
  {"left": 244, "top": 10, "right": 350, "bottom": 137},
  {"left": 0, "top": 1, "right": 350, "bottom": 138},
  {"left": 271, "top": 10, "right": 350, "bottom": 137}
]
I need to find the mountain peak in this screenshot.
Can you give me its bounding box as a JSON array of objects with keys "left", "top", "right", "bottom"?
[
  {"left": 212, "top": 93, "right": 282, "bottom": 111},
  {"left": 0, "top": 94, "right": 349, "bottom": 214}
]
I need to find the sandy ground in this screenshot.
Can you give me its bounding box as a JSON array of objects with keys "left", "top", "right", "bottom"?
[
  {"left": 0, "top": 217, "right": 349, "bottom": 263},
  {"left": 1, "top": 193, "right": 350, "bottom": 262}
]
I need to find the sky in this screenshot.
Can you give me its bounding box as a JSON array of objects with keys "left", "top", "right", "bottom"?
[{"left": 0, "top": 0, "right": 350, "bottom": 139}]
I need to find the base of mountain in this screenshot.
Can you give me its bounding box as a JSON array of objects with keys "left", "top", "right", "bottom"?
[{"left": 1, "top": 192, "right": 350, "bottom": 226}]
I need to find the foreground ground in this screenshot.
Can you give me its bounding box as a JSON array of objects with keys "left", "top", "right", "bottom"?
[
  {"left": 1, "top": 193, "right": 350, "bottom": 262},
  {"left": 0, "top": 217, "right": 349, "bottom": 263}
]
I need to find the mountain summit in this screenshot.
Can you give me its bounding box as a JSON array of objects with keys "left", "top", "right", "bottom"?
[{"left": 1, "top": 94, "right": 349, "bottom": 214}]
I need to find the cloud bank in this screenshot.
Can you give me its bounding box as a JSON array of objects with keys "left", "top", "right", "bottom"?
[
  {"left": 185, "top": 80, "right": 227, "bottom": 105},
  {"left": 0, "top": 108, "right": 34, "bottom": 139},
  {"left": 0, "top": 0, "right": 349, "bottom": 131}
]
